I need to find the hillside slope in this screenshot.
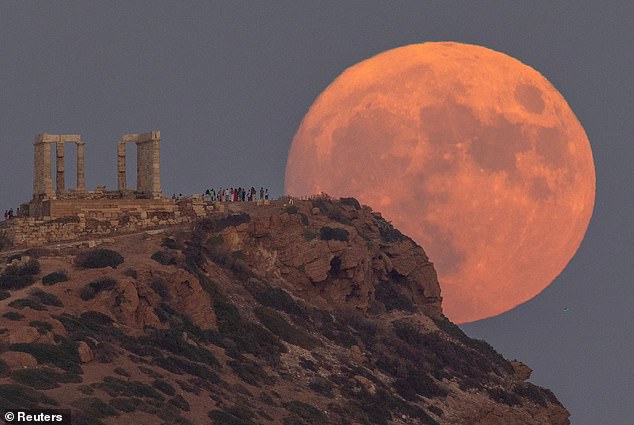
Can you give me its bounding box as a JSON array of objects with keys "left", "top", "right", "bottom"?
[{"left": 0, "top": 198, "right": 569, "bottom": 424}]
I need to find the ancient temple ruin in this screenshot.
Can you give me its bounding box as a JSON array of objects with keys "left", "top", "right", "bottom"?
[
  {"left": 0, "top": 130, "right": 268, "bottom": 250},
  {"left": 25, "top": 131, "right": 173, "bottom": 219},
  {"left": 116, "top": 131, "right": 162, "bottom": 197},
  {"left": 33, "top": 131, "right": 161, "bottom": 201},
  {"left": 32, "top": 133, "right": 86, "bottom": 198}
]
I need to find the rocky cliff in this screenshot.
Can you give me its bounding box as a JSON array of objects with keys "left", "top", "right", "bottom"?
[{"left": 0, "top": 198, "right": 569, "bottom": 424}]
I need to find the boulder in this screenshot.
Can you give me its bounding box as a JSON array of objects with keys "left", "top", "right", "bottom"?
[
  {"left": 0, "top": 352, "right": 38, "bottom": 368},
  {"left": 77, "top": 341, "right": 94, "bottom": 363},
  {"left": 510, "top": 360, "right": 533, "bottom": 381},
  {"left": 8, "top": 327, "right": 40, "bottom": 344}
]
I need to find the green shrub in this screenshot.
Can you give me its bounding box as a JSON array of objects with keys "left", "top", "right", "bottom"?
[
  {"left": 29, "top": 289, "right": 63, "bottom": 307},
  {"left": 0, "top": 259, "right": 41, "bottom": 290},
  {"left": 0, "top": 383, "right": 58, "bottom": 409},
  {"left": 228, "top": 358, "right": 276, "bottom": 387},
  {"left": 29, "top": 320, "right": 53, "bottom": 334},
  {"left": 176, "top": 380, "right": 200, "bottom": 395},
  {"left": 373, "top": 214, "right": 407, "bottom": 243},
  {"left": 0, "top": 290, "right": 11, "bottom": 300},
  {"left": 169, "top": 395, "right": 190, "bottom": 411},
  {"left": 9, "top": 298, "right": 46, "bottom": 311},
  {"left": 11, "top": 258, "right": 41, "bottom": 275},
  {"left": 94, "top": 376, "right": 164, "bottom": 400},
  {"left": 152, "top": 356, "right": 221, "bottom": 384},
  {"left": 299, "top": 357, "right": 318, "bottom": 371},
  {"left": 3, "top": 311, "right": 24, "bottom": 320},
  {"left": 150, "top": 278, "right": 170, "bottom": 300},
  {"left": 71, "top": 397, "right": 118, "bottom": 418},
  {"left": 487, "top": 387, "right": 522, "bottom": 406},
  {"left": 375, "top": 282, "right": 415, "bottom": 312},
  {"left": 251, "top": 286, "right": 307, "bottom": 319},
  {"left": 254, "top": 306, "right": 320, "bottom": 350},
  {"left": 80, "top": 277, "right": 117, "bottom": 301},
  {"left": 152, "top": 379, "right": 176, "bottom": 396},
  {"left": 11, "top": 367, "right": 82, "bottom": 390},
  {"left": 214, "top": 299, "right": 287, "bottom": 361},
  {"left": 109, "top": 397, "right": 141, "bottom": 413},
  {"left": 74, "top": 249, "right": 124, "bottom": 269},
  {"left": 393, "top": 367, "right": 447, "bottom": 400},
  {"left": 113, "top": 367, "right": 130, "bottom": 377},
  {"left": 513, "top": 382, "right": 547, "bottom": 407},
  {"left": 10, "top": 339, "right": 81, "bottom": 373},
  {"left": 428, "top": 405, "right": 443, "bottom": 417},
  {"left": 319, "top": 226, "right": 349, "bottom": 241},
  {"left": 284, "top": 400, "right": 325, "bottom": 424},
  {"left": 139, "top": 328, "right": 220, "bottom": 367},
  {"left": 311, "top": 199, "right": 352, "bottom": 225},
  {"left": 208, "top": 406, "right": 256, "bottom": 425},
  {"left": 162, "top": 237, "right": 181, "bottom": 250},
  {"left": 311, "top": 309, "right": 356, "bottom": 348},
  {"left": 138, "top": 366, "right": 163, "bottom": 379},
  {"left": 55, "top": 312, "right": 119, "bottom": 343},
  {"left": 308, "top": 376, "right": 332, "bottom": 397},
  {"left": 0, "top": 359, "right": 9, "bottom": 378},
  {"left": 0, "top": 274, "right": 35, "bottom": 290},
  {"left": 151, "top": 250, "right": 177, "bottom": 266},
  {"left": 340, "top": 197, "right": 361, "bottom": 209},
  {"left": 42, "top": 271, "right": 68, "bottom": 286}
]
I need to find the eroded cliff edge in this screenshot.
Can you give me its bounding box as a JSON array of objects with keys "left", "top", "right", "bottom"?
[{"left": 0, "top": 198, "right": 569, "bottom": 424}]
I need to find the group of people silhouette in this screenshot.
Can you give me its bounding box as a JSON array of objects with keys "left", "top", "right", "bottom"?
[
  {"left": 204, "top": 186, "right": 269, "bottom": 202},
  {"left": 2, "top": 208, "right": 16, "bottom": 220}
]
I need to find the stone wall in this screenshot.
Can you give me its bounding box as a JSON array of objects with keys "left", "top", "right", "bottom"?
[
  {"left": 3, "top": 211, "right": 192, "bottom": 248},
  {"left": 1, "top": 196, "right": 273, "bottom": 250}
]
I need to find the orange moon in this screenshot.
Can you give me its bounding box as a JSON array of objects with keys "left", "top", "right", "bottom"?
[{"left": 285, "top": 42, "right": 595, "bottom": 323}]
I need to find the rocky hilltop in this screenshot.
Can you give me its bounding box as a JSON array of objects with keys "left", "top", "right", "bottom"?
[{"left": 0, "top": 198, "right": 569, "bottom": 424}]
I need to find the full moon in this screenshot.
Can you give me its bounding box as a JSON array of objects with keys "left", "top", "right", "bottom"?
[{"left": 285, "top": 42, "right": 595, "bottom": 323}]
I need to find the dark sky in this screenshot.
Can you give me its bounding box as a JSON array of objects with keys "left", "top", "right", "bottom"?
[{"left": 1, "top": 2, "right": 632, "bottom": 423}]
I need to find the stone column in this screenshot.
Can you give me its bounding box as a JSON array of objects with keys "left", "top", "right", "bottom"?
[
  {"left": 33, "top": 141, "right": 43, "bottom": 197},
  {"left": 136, "top": 141, "right": 150, "bottom": 195},
  {"left": 117, "top": 141, "right": 126, "bottom": 191},
  {"left": 76, "top": 141, "right": 86, "bottom": 192},
  {"left": 41, "top": 142, "right": 54, "bottom": 197},
  {"left": 56, "top": 141, "right": 65, "bottom": 193},
  {"left": 150, "top": 138, "right": 161, "bottom": 198}
]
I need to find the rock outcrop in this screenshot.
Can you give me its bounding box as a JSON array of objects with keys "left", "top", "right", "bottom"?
[{"left": 0, "top": 198, "right": 569, "bottom": 424}]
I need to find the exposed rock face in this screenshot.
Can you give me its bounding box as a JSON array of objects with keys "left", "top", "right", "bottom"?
[
  {"left": 0, "top": 198, "right": 569, "bottom": 425},
  {"left": 231, "top": 199, "right": 443, "bottom": 317}
]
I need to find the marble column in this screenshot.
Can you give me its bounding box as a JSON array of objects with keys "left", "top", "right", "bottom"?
[
  {"left": 117, "top": 141, "right": 126, "bottom": 191},
  {"left": 56, "top": 141, "right": 65, "bottom": 193},
  {"left": 76, "top": 141, "right": 86, "bottom": 192}
]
